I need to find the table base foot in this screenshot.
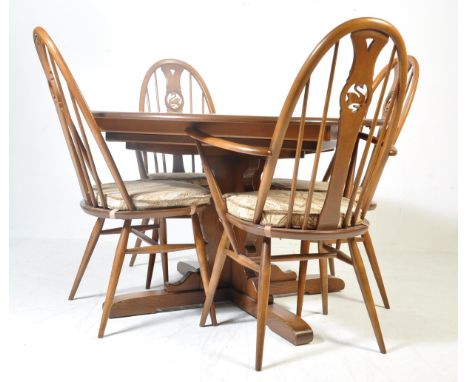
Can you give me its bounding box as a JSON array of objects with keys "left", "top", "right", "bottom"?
[
  {"left": 109, "top": 288, "right": 230, "bottom": 318},
  {"left": 230, "top": 289, "right": 314, "bottom": 346}
]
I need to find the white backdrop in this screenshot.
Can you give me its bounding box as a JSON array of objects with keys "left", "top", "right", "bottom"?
[{"left": 10, "top": 0, "right": 457, "bottom": 253}]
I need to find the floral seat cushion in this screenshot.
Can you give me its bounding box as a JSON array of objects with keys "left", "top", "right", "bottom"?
[
  {"left": 94, "top": 179, "right": 210, "bottom": 210},
  {"left": 225, "top": 189, "right": 360, "bottom": 229}
]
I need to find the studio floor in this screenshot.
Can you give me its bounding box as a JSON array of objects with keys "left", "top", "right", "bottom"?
[{"left": 9, "top": 226, "right": 457, "bottom": 381}]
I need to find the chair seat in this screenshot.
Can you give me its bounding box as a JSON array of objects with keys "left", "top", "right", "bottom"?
[
  {"left": 147, "top": 172, "right": 207, "bottom": 186},
  {"left": 224, "top": 190, "right": 360, "bottom": 229},
  {"left": 272, "top": 178, "right": 329, "bottom": 191},
  {"left": 94, "top": 179, "right": 211, "bottom": 211},
  {"left": 271, "top": 178, "right": 377, "bottom": 210}
]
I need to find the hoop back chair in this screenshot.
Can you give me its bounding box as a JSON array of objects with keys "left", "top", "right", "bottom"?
[
  {"left": 129, "top": 60, "right": 216, "bottom": 282},
  {"left": 136, "top": 58, "right": 216, "bottom": 178},
  {"left": 188, "top": 18, "right": 409, "bottom": 370},
  {"left": 33, "top": 27, "right": 215, "bottom": 337}
]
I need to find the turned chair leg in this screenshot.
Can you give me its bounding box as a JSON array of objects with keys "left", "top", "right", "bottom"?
[
  {"left": 200, "top": 232, "right": 229, "bottom": 327},
  {"left": 129, "top": 253, "right": 138, "bottom": 267},
  {"left": 255, "top": 237, "right": 271, "bottom": 371},
  {"left": 160, "top": 218, "right": 169, "bottom": 283},
  {"left": 69, "top": 218, "right": 105, "bottom": 300},
  {"left": 129, "top": 218, "right": 149, "bottom": 266},
  {"left": 318, "top": 241, "right": 329, "bottom": 315},
  {"left": 328, "top": 239, "right": 341, "bottom": 276},
  {"left": 319, "top": 257, "right": 328, "bottom": 315},
  {"left": 348, "top": 238, "right": 386, "bottom": 354},
  {"left": 362, "top": 232, "right": 390, "bottom": 309},
  {"left": 296, "top": 240, "right": 309, "bottom": 317},
  {"left": 328, "top": 258, "right": 336, "bottom": 276},
  {"left": 191, "top": 214, "right": 217, "bottom": 326},
  {"left": 145, "top": 219, "right": 159, "bottom": 289},
  {"left": 146, "top": 254, "right": 156, "bottom": 289},
  {"left": 98, "top": 220, "right": 131, "bottom": 338}
]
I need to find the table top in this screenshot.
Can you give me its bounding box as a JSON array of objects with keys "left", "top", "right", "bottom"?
[
  {"left": 94, "top": 111, "right": 340, "bottom": 156},
  {"left": 93, "top": 112, "right": 338, "bottom": 135}
]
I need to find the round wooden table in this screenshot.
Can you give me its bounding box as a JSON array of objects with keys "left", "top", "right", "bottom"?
[{"left": 94, "top": 111, "right": 346, "bottom": 345}]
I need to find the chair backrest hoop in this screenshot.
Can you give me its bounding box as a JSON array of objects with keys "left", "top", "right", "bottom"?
[
  {"left": 322, "top": 54, "right": 419, "bottom": 200},
  {"left": 254, "top": 17, "right": 408, "bottom": 230},
  {"left": 33, "top": 27, "right": 135, "bottom": 210},
  {"left": 358, "top": 55, "right": 419, "bottom": 212},
  {"left": 137, "top": 58, "right": 215, "bottom": 176}
]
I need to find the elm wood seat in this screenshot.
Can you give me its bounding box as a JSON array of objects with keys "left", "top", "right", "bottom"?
[
  {"left": 33, "top": 27, "right": 215, "bottom": 338},
  {"left": 271, "top": 56, "right": 419, "bottom": 308},
  {"left": 129, "top": 59, "right": 216, "bottom": 285},
  {"left": 188, "top": 18, "right": 411, "bottom": 370}
]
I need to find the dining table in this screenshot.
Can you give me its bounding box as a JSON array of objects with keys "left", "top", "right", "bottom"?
[{"left": 93, "top": 111, "right": 346, "bottom": 346}]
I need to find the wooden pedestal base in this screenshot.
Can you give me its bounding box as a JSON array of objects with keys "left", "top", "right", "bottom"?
[{"left": 109, "top": 261, "right": 345, "bottom": 346}]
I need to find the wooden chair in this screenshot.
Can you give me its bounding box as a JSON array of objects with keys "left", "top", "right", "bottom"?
[
  {"left": 128, "top": 59, "right": 216, "bottom": 289},
  {"left": 188, "top": 17, "right": 410, "bottom": 370},
  {"left": 33, "top": 27, "right": 216, "bottom": 337},
  {"left": 273, "top": 56, "right": 419, "bottom": 308}
]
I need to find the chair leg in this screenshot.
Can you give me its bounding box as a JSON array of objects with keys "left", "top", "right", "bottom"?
[
  {"left": 146, "top": 254, "right": 156, "bottom": 289},
  {"left": 129, "top": 218, "right": 149, "bottom": 266},
  {"left": 129, "top": 254, "right": 138, "bottom": 267},
  {"left": 296, "top": 240, "right": 309, "bottom": 317},
  {"left": 362, "top": 232, "right": 390, "bottom": 309},
  {"left": 159, "top": 218, "right": 169, "bottom": 283},
  {"left": 348, "top": 238, "right": 386, "bottom": 354},
  {"left": 328, "top": 258, "right": 336, "bottom": 276},
  {"left": 319, "top": 257, "right": 328, "bottom": 315},
  {"left": 328, "top": 239, "right": 341, "bottom": 276},
  {"left": 318, "top": 241, "right": 328, "bottom": 315},
  {"left": 98, "top": 220, "right": 131, "bottom": 338},
  {"left": 191, "top": 214, "right": 217, "bottom": 326},
  {"left": 255, "top": 237, "right": 271, "bottom": 371},
  {"left": 145, "top": 219, "right": 159, "bottom": 289},
  {"left": 68, "top": 218, "right": 105, "bottom": 300},
  {"left": 200, "top": 232, "right": 229, "bottom": 327}
]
